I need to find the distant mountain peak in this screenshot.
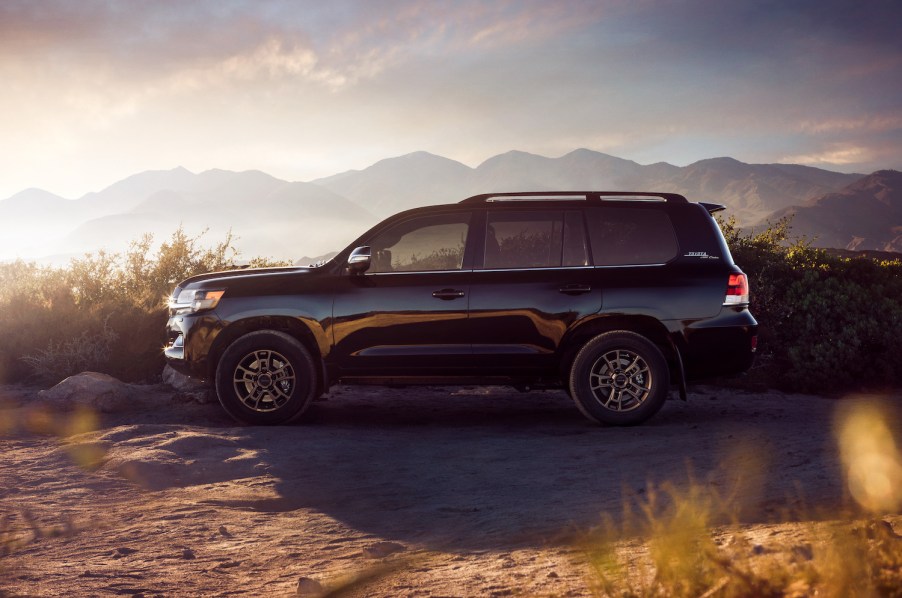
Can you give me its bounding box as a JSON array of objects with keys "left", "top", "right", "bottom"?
[
  {"left": 361, "top": 151, "right": 472, "bottom": 173},
  {"left": 476, "top": 150, "right": 549, "bottom": 169},
  {"left": 563, "top": 147, "right": 619, "bottom": 159},
  {"left": 688, "top": 156, "right": 745, "bottom": 168}
]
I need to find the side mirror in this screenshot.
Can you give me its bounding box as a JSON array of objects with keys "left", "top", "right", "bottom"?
[{"left": 347, "top": 246, "right": 372, "bottom": 274}]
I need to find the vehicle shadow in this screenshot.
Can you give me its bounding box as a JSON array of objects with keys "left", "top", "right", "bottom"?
[{"left": 194, "top": 386, "right": 853, "bottom": 552}]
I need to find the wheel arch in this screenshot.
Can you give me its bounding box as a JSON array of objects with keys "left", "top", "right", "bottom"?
[
  {"left": 559, "top": 314, "right": 683, "bottom": 389},
  {"left": 208, "top": 316, "right": 326, "bottom": 397}
]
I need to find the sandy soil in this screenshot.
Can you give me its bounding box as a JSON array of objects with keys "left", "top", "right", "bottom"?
[{"left": 1, "top": 382, "right": 900, "bottom": 597}]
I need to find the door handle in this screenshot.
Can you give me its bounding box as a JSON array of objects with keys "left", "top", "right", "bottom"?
[
  {"left": 432, "top": 289, "right": 466, "bottom": 300},
  {"left": 559, "top": 284, "right": 592, "bottom": 295}
]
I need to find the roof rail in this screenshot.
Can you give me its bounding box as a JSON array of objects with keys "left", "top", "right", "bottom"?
[{"left": 459, "top": 191, "right": 688, "bottom": 204}]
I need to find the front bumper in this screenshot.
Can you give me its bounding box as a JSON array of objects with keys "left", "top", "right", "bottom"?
[{"left": 164, "top": 312, "right": 223, "bottom": 380}]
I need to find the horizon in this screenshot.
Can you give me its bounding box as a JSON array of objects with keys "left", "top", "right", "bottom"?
[
  {"left": 1, "top": 147, "right": 882, "bottom": 202},
  {"left": 1, "top": 144, "right": 898, "bottom": 265},
  {"left": 2, "top": 1, "right": 901, "bottom": 200}
]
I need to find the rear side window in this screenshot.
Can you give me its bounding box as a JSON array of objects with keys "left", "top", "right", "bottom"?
[
  {"left": 586, "top": 208, "right": 678, "bottom": 266},
  {"left": 483, "top": 210, "right": 588, "bottom": 269},
  {"left": 485, "top": 211, "right": 561, "bottom": 269}
]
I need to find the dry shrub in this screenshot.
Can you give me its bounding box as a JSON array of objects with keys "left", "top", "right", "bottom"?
[
  {"left": 19, "top": 318, "right": 118, "bottom": 384},
  {"left": 0, "top": 227, "right": 290, "bottom": 385}
]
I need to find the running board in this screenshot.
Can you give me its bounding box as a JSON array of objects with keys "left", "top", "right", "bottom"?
[{"left": 338, "top": 376, "right": 561, "bottom": 388}]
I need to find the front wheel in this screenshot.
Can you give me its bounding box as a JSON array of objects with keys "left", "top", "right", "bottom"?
[
  {"left": 215, "top": 330, "right": 317, "bottom": 425},
  {"left": 569, "top": 331, "right": 670, "bottom": 426}
]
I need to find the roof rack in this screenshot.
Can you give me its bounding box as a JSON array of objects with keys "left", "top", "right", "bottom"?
[{"left": 459, "top": 191, "right": 688, "bottom": 204}]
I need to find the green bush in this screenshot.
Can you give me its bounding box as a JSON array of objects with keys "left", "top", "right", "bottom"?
[
  {"left": 721, "top": 217, "right": 902, "bottom": 393},
  {"left": 0, "top": 228, "right": 290, "bottom": 386}
]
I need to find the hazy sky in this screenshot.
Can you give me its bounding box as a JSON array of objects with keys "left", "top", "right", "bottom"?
[{"left": 2, "top": 0, "right": 900, "bottom": 199}]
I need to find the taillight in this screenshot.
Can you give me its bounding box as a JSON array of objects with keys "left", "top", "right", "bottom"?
[{"left": 724, "top": 273, "right": 749, "bottom": 305}]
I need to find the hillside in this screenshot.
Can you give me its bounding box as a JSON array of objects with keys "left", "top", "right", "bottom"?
[
  {"left": 662, "top": 157, "right": 862, "bottom": 224},
  {"left": 0, "top": 168, "right": 375, "bottom": 264},
  {"left": 313, "top": 149, "right": 862, "bottom": 223},
  {"left": 312, "top": 151, "right": 474, "bottom": 215},
  {"left": 762, "top": 170, "right": 902, "bottom": 252}
]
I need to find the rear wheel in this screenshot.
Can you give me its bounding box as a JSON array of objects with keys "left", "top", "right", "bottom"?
[
  {"left": 215, "top": 330, "right": 317, "bottom": 425},
  {"left": 569, "top": 331, "right": 669, "bottom": 426}
]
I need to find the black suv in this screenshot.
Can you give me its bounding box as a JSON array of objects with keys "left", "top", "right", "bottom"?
[{"left": 165, "top": 192, "right": 757, "bottom": 426}]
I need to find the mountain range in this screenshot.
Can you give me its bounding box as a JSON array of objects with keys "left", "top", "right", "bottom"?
[{"left": 0, "top": 149, "right": 898, "bottom": 264}]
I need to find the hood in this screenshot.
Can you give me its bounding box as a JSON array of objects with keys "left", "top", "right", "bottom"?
[{"left": 177, "top": 266, "right": 311, "bottom": 289}]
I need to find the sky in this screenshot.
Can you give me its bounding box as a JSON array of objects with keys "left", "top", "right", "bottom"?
[{"left": 1, "top": 0, "right": 901, "bottom": 200}]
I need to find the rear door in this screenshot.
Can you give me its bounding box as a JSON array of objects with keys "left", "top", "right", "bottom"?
[{"left": 467, "top": 208, "right": 602, "bottom": 374}]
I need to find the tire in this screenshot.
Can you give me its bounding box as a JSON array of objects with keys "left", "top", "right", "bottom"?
[
  {"left": 568, "top": 331, "right": 669, "bottom": 426},
  {"left": 215, "top": 330, "right": 317, "bottom": 425}
]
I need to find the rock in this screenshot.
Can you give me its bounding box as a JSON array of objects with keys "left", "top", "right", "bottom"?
[
  {"left": 182, "top": 548, "right": 196, "bottom": 560},
  {"left": 37, "top": 372, "right": 134, "bottom": 413},
  {"left": 362, "top": 541, "right": 406, "bottom": 558},
  {"left": 114, "top": 546, "right": 138, "bottom": 557},
  {"left": 296, "top": 577, "right": 324, "bottom": 596},
  {"left": 752, "top": 544, "right": 766, "bottom": 555},
  {"left": 163, "top": 365, "right": 212, "bottom": 403},
  {"left": 547, "top": 571, "right": 559, "bottom": 579},
  {"left": 855, "top": 519, "right": 900, "bottom": 540},
  {"left": 219, "top": 525, "right": 232, "bottom": 538},
  {"left": 162, "top": 365, "right": 199, "bottom": 391},
  {"left": 791, "top": 543, "right": 813, "bottom": 561}
]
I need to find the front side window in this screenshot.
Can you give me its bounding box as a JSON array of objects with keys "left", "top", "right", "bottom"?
[
  {"left": 366, "top": 212, "right": 470, "bottom": 273},
  {"left": 586, "top": 208, "right": 678, "bottom": 266}
]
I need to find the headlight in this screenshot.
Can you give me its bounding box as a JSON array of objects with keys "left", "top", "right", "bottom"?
[{"left": 169, "top": 288, "right": 226, "bottom": 313}]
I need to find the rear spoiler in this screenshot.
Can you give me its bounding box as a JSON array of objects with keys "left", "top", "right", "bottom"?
[{"left": 699, "top": 202, "right": 726, "bottom": 214}]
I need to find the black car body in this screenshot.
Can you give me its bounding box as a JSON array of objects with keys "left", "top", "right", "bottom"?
[{"left": 165, "top": 192, "right": 757, "bottom": 425}]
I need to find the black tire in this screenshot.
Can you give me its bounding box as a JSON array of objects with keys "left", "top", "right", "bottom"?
[
  {"left": 215, "top": 330, "right": 317, "bottom": 425},
  {"left": 568, "top": 331, "right": 669, "bottom": 426}
]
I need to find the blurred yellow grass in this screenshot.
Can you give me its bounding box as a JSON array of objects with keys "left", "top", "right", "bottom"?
[{"left": 585, "top": 399, "right": 902, "bottom": 597}]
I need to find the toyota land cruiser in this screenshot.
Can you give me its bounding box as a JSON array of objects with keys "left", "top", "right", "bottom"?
[{"left": 165, "top": 191, "right": 757, "bottom": 425}]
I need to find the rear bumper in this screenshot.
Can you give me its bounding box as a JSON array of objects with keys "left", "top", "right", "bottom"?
[{"left": 678, "top": 307, "right": 758, "bottom": 379}]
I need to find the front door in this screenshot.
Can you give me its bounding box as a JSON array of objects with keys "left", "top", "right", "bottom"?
[{"left": 332, "top": 211, "right": 474, "bottom": 376}]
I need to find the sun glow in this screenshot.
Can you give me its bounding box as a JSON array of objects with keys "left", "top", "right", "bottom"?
[{"left": 837, "top": 401, "right": 902, "bottom": 512}]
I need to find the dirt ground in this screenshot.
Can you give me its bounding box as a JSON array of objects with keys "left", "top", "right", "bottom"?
[{"left": 1, "top": 382, "right": 900, "bottom": 597}]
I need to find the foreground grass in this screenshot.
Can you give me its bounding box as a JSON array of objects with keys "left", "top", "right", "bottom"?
[
  {"left": 584, "top": 488, "right": 901, "bottom": 598},
  {"left": 583, "top": 400, "right": 902, "bottom": 597}
]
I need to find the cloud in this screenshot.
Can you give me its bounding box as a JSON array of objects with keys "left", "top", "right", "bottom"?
[
  {"left": 782, "top": 145, "right": 874, "bottom": 166},
  {"left": 0, "top": 0, "right": 900, "bottom": 199},
  {"left": 796, "top": 114, "right": 902, "bottom": 135}
]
